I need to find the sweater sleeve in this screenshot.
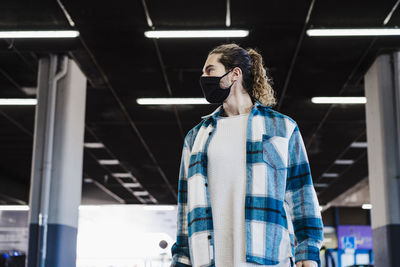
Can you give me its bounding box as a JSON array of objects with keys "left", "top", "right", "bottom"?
[
  {"left": 284, "top": 123, "right": 324, "bottom": 267},
  {"left": 171, "top": 134, "right": 192, "bottom": 267}
]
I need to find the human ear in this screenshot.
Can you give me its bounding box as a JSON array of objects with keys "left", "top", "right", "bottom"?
[{"left": 232, "top": 67, "right": 242, "bottom": 81}]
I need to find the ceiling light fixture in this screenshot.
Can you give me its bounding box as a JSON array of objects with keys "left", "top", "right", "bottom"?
[
  {"left": 307, "top": 28, "right": 400, "bottom": 37},
  {"left": 123, "top": 183, "right": 141, "bottom": 188},
  {"left": 314, "top": 183, "right": 330, "bottom": 188},
  {"left": 84, "top": 142, "right": 104, "bottom": 149},
  {"left": 0, "top": 98, "right": 37, "bottom": 105},
  {"left": 144, "top": 30, "right": 249, "bottom": 38},
  {"left": 311, "top": 97, "right": 366, "bottom": 104},
  {"left": 350, "top": 142, "right": 368, "bottom": 148},
  {"left": 112, "top": 173, "right": 133, "bottom": 178},
  {"left": 133, "top": 191, "right": 149, "bottom": 196},
  {"left": 0, "top": 30, "right": 80, "bottom": 38},
  {"left": 334, "top": 159, "right": 355, "bottom": 165},
  {"left": 98, "top": 159, "right": 120, "bottom": 165},
  {"left": 137, "top": 98, "right": 209, "bottom": 105},
  {"left": 362, "top": 203, "right": 372, "bottom": 210},
  {"left": 321, "top": 173, "right": 339, "bottom": 178}
]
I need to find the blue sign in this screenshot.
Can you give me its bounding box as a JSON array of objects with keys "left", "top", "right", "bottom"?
[
  {"left": 342, "top": 236, "right": 356, "bottom": 249},
  {"left": 337, "top": 225, "right": 372, "bottom": 249}
]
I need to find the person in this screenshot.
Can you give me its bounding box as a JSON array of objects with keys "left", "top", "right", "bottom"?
[{"left": 171, "top": 43, "right": 323, "bottom": 267}]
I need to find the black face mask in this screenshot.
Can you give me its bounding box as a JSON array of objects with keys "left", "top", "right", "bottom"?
[{"left": 199, "top": 69, "right": 235, "bottom": 104}]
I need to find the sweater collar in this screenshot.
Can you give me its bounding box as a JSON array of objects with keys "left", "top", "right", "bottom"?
[{"left": 200, "top": 99, "right": 271, "bottom": 120}]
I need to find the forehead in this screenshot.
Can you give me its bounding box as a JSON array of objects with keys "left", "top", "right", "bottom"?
[{"left": 202, "top": 53, "right": 223, "bottom": 70}]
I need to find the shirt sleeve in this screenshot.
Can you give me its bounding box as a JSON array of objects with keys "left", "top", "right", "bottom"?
[
  {"left": 284, "top": 123, "right": 324, "bottom": 267},
  {"left": 170, "top": 134, "right": 192, "bottom": 267}
]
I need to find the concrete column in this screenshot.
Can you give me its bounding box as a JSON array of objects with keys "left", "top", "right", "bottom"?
[
  {"left": 364, "top": 52, "right": 400, "bottom": 267},
  {"left": 28, "top": 55, "right": 87, "bottom": 267}
]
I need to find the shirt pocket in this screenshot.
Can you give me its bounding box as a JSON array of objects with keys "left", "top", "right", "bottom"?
[{"left": 262, "top": 134, "right": 289, "bottom": 170}]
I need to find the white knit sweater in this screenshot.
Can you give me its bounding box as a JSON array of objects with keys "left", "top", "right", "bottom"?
[{"left": 207, "top": 112, "right": 291, "bottom": 267}]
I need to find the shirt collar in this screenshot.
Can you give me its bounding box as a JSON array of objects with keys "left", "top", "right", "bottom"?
[{"left": 200, "top": 99, "right": 271, "bottom": 120}]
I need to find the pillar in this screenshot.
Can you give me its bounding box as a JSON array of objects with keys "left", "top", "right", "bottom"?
[
  {"left": 27, "top": 55, "right": 87, "bottom": 267},
  {"left": 364, "top": 52, "right": 400, "bottom": 267}
]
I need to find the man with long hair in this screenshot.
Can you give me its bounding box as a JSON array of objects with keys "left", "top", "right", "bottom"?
[{"left": 171, "top": 43, "right": 323, "bottom": 267}]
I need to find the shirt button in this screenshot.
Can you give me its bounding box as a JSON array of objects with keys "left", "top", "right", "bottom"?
[
  {"left": 206, "top": 209, "right": 210, "bottom": 213},
  {"left": 208, "top": 235, "right": 212, "bottom": 239}
]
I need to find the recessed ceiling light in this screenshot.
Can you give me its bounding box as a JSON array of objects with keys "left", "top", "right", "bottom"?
[
  {"left": 0, "top": 98, "right": 37, "bottom": 105},
  {"left": 137, "top": 98, "right": 209, "bottom": 105},
  {"left": 144, "top": 30, "right": 249, "bottom": 38},
  {"left": 307, "top": 28, "right": 400, "bottom": 36},
  {"left": 311, "top": 97, "right": 366, "bottom": 104},
  {"left": 0, "top": 30, "right": 80, "bottom": 38},
  {"left": 98, "top": 159, "right": 120, "bottom": 165},
  {"left": 84, "top": 142, "right": 104, "bottom": 149},
  {"left": 350, "top": 142, "right": 367, "bottom": 148},
  {"left": 334, "top": 159, "right": 355, "bottom": 165},
  {"left": 321, "top": 173, "right": 339, "bottom": 178}
]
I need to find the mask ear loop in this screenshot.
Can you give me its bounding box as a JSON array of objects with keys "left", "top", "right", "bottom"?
[
  {"left": 223, "top": 67, "right": 255, "bottom": 104},
  {"left": 220, "top": 68, "right": 233, "bottom": 78},
  {"left": 219, "top": 68, "right": 236, "bottom": 89}
]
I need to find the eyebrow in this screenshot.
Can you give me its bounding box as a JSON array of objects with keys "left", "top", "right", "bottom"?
[{"left": 202, "top": 64, "right": 215, "bottom": 73}]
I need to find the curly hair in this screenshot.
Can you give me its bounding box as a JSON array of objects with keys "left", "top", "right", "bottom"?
[{"left": 208, "top": 43, "right": 277, "bottom": 107}]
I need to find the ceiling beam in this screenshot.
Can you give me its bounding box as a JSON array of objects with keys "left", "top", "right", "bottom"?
[{"left": 276, "top": 0, "right": 316, "bottom": 111}]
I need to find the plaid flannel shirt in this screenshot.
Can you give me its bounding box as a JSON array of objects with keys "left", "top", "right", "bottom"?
[{"left": 171, "top": 100, "right": 324, "bottom": 267}]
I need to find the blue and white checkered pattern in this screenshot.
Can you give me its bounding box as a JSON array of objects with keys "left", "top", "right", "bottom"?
[{"left": 171, "top": 100, "right": 324, "bottom": 267}]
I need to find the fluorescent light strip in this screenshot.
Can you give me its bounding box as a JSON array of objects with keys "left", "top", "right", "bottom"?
[
  {"left": 112, "top": 173, "right": 133, "bottom": 178},
  {"left": 314, "top": 183, "right": 330, "bottom": 188},
  {"left": 0, "top": 30, "right": 80, "bottom": 38},
  {"left": 98, "top": 159, "right": 120, "bottom": 165},
  {"left": 311, "top": 97, "right": 366, "bottom": 104},
  {"left": 350, "top": 142, "right": 368, "bottom": 148},
  {"left": 307, "top": 28, "right": 400, "bottom": 36},
  {"left": 84, "top": 142, "right": 104, "bottom": 149},
  {"left": 123, "top": 183, "right": 141, "bottom": 188},
  {"left": 0, "top": 205, "right": 30, "bottom": 211},
  {"left": 144, "top": 30, "right": 249, "bottom": 38},
  {"left": 362, "top": 203, "right": 372, "bottom": 210},
  {"left": 137, "top": 98, "right": 209, "bottom": 105},
  {"left": 83, "top": 178, "right": 93, "bottom": 183},
  {"left": 0, "top": 98, "right": 37, "bottom": 105},
  {"left": 334, "top": 159, "right": 355, "bottom": 165},
  {"left": 321, "top": 173, "right": 339, "bottom": 178},
  {"left": 133, "top": 191, "right": 149, "bottom": 196}
]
